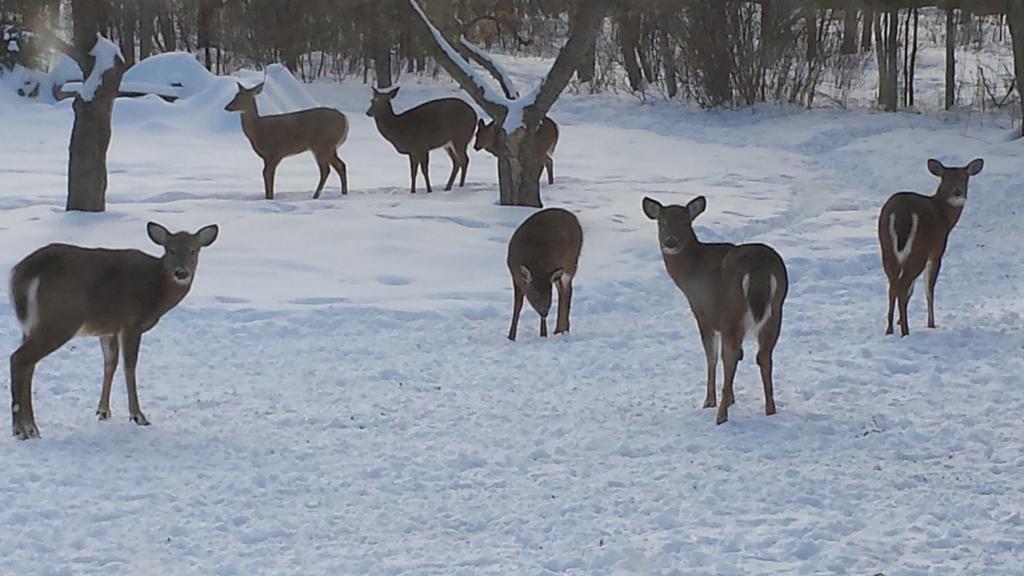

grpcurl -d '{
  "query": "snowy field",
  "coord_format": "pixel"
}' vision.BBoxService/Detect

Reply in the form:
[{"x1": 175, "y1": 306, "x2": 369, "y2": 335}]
[{"x1": 1, "y1": 52, "x2": 1023, "y2": 575}]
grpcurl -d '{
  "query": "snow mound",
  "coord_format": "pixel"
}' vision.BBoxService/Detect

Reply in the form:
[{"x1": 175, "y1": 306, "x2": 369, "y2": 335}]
[{"x1": 122, "y1": 52, "x2": 217, "y2": 99}]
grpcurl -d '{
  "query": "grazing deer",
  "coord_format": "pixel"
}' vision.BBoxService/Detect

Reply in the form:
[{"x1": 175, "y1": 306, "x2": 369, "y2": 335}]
[
  {"x1": 474, "y1": 116, "x2": 560, "y2": 185},
  {"x1": 507, "y1": 208, "x2": 583, "y2": 341},
  {"x1": 643, "y1": 196, "x2": 788, "y2": 425},
  {"x1": 8, "y1": 222, "x2": 218, "y2": 439},
  {"x1": 878, "y1": 158, "x2": 984, "y2": 337},
  {"x1": 225, "y1": 82, "x2": 349, "y2": 200},
  {"x1": 366, "y1": 86, "x2": 477, "y2": 194}
]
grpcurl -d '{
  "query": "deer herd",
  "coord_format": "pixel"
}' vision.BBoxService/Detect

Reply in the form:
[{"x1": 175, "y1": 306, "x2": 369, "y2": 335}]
[{"x1": 5, "y1": 80, "x2": 988, "y2": 439}]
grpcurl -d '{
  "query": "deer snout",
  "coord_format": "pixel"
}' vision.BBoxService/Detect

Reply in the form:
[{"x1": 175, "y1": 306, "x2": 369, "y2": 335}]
[
  {"x1": 662, "y1": 236, "x2": 681, "y2": 255},
  {"x1": 173, "y1": 267, "x2": 192, "y2": 284}
]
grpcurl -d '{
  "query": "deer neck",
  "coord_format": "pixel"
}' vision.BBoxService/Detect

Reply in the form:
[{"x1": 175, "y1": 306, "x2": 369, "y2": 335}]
[
  {"x1": 240, "y1": 109, "x2": 264, "y2": 141},
  {"x1": 144, "y1": 266, "x2": 193, "y2": 327},
  {"x1": 373, "y1": 103, "x2": 402, "y2": 136},
  {"x1": 663, "y1": 238, "x2": 714, "y2": 289},
  {"x1": 929, "y1": 193, "x2": 964, "y2": 233}
]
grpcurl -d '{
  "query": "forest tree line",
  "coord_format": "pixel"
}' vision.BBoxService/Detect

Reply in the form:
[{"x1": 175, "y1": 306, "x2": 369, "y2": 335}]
[{"x1": 2, "y1": 0, "x2": 1023, "y2": 114}]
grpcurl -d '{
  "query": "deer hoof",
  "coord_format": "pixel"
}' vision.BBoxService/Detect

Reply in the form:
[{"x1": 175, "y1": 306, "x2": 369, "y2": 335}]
[
  {"x1": 96, "y1": 407, "x2": 111, "y2": 420},
  {"x1": 13, "y1": 420, "x2": 40, "y2": 440},
  {"x1": 766, "y1": 404, "x2": 777, "y2": 416},
  {"x1": 130, "y1": 413, "x2": 151, "y2": 426},
  {"x1": 715, "y1": 412, "x2": 729, "y2": 425},
  {"x1": 702, "y1": 397, "x2": 717, "y2": 409},
  {"x1": 884, "y1": 326, "x2": 894, "y2": 335}
]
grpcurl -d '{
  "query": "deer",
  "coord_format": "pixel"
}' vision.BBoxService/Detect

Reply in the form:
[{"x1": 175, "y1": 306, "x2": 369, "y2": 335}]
[
  {"x1": 878, "y1": 158, "x2": 984, "y2": 337},
  {"x1": 225, "y1": 82, "x2": 349, "y2": 200},
  {"x1": 643, "y1": 196, "x2": 789, "y2": 425},
  {"x1": 474, "y1": 116, "x2": 560, "y2": 185},
  {"x1": 507, "y1": 208, "x2": 583, "y2": 341},
  {"x1": 8, "y1": 222, "x2": 219, "y2": 440},
  {"x1": 366, "y1": 86, "x2": 477, "y2": 194}
]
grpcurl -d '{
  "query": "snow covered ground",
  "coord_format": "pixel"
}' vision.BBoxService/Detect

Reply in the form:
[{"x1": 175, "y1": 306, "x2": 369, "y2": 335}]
[{"x1": 1, "y1": 53, "x2": 1022, "y2": 575}]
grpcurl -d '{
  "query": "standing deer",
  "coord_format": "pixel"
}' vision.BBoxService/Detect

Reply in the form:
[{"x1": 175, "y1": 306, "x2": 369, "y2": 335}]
[
  {"x1": 8, "y1": 222, "x2": 218, "y2": 439},
  {"x1": 878, "y1": 158, "x2": 984, "y2": 336},
  {"x1": 643, "y1": 196, "x2": 788, "y2": 425},
  {"x1": 507, "y1": 208, "x2": 583, "y2": 341},
  {"x1": 474, "y1": 116, "x2": 560, "y2": 185},
  {"x1": 366, "y1": 86, "x2": 477, "y2": 194},
  {"x1": 225, "y1": 82, "x2": 349, "y2": 200}
]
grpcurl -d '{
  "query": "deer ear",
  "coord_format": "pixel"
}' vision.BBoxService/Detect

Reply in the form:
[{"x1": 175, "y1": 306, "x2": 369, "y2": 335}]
[
  {"x1": 147, "y1": 222, "x2": 170, "y2": 246},
  {"x1": 549, "y1": 269, "x2": 563, "y2": 284},
  {"x1": 252, "y1": 82, "x2": 265, "y2": 95},
  {"x1": 477, "y1": 119, "x2": 485, "y2": 130},
  {"x1": 927, "y1": 159, "x2": 945, "y2": 177},
  {"x1": 687, "y1": 196, "x2": 707, "y2": 219},
  {"x1": 519, "y1": 265, "x2": 532, "y2": 283},
  {"x1": 388, "y1": 86, "x2": 400, "y2": 98},
  {"x1": 236, "y1": 81, "x2": 245, "y2": 91},
  {"x1": 642, "y1": 197, "x2": 662, "y2": 220},
  {"x1": 196, "y1": 224, "x2": 219, "y2": 247},
  {"x1": 966, "y1": 158, "x2": 984, "y2": 176}
]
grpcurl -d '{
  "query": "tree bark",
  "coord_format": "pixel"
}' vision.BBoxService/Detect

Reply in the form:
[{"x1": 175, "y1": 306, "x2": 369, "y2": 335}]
[
  {"x1": 658, "y1": 27, "x2": 678, "y2": 98},
  {"x1": 861, "y1": 5, "x2": 873, "y2": 51},
  {"x1": 841, "y1": 8, "x2": 858, "y2": 54},
  {"x1": 139, "y1": 0, "x2": 154, "y2": 59},
  {"x1": 617, "y1": 11, "x2": 644, "y2": 91}
]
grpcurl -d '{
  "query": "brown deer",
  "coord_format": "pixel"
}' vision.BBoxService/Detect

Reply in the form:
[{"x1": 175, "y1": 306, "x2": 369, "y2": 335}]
[
  {"x1": 474, "y1": 117, "x2": 560, "y2": 185},
  {"x1": 366, "y1": 86, "x2": 477, "y2": 194},
  {"x1": 643, "y1": 196, "x2": 788, "y2": 425},
  {"x1": 225, "y1": 82, "x2": 349, "y2": 200},
  {"x1": 878, "y1": 158, "x2": 984, "y2": 337},
  {"x1": 507, "y1": 208, "x2": 583, "y2": 341},
  {"x1": 8, "y1": 222, "x2": 218, "y2": 439}
]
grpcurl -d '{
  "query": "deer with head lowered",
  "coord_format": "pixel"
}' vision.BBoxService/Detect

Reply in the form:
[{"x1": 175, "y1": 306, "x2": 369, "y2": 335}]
[
  {"x1": 474, "y1": 116, "x2": 560, "y2": 185},
  {"x1": 225, "y1": 82, "x2": 349, "y2": 200},
  {"x1": 8, "y1": 222, "x2": 218, "y2": 439},
  {"x1": 507, "y1": 208, "x2": 582, "y2": 341},
  {"x1": 643, "y1": 196, "x2": 788, "y2": 425},
  {"x1": 878, "y1": 158, "x2": 984, "y2": 336},
  {"x1": 367, "y1": 86, "x2": 477, "y2": 194}
]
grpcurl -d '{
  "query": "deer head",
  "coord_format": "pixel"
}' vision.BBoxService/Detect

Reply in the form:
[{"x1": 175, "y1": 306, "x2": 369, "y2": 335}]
[
  {"x1": 224, "y1": 82, "x2": 264, "y2": 113},
  {"x1": 642, "y1": 196, "x2": 707, "y2": 255},
  {"x1": 366, "y1": 86, "x2": 399, "y2": 117},
  {"x1": 927, "y1": 158, "x2": 984, "y2": 207},
  {"x1": 147, "y1": 222, "x2": 220, "y2": 285}
]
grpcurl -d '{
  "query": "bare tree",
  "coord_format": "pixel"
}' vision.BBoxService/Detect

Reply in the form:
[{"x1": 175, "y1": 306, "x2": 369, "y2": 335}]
[
  {"x1": 1009, "y1": 0, "x2": 1024, "y2": 136},
  {"x1": 407, "y1": 0, "x2": 607, "y2": 207}
]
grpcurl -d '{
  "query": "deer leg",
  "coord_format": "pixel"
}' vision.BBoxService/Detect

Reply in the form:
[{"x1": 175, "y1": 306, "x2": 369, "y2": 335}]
[
  {"x1": 897, "y1": 277, "x2": 913, "y2": 337},
  {"x1": 698, "y1": 323, "x2": 719, "y2": 408},
  {"x1": 312, "y1": 154, "x2": 330, "y2": 200},
  {"x1": 926, "y1": 257, "x2": 942, "y2": 329},
  {"x1": 262, "y1": 159, "x2": 278, "y2": 200},
  {"x1": 539, "y1": 314, "x2": 548, "y2": 338},
  {"x1": 757, "y1": 318, "x2": 781, "y2": 417},
  {"x1": 443, "y1": 147, "x2": 458, "y2": 191},
  {"x1": 554, "y1": 278, "x2": 573, "y2": 335},
  {"x1": 120, "y1": 330, "x2": 150, "y2": 426},
  {"x1": 545, "y1": 156, "x2": 554, "y2": 185},
  {"x1": 717, "y1": 337, "x2": 742, "y2": 425},
  {"x1": 885, "y1": 278, "x2": 897, "y2": 335},
  {"x1": 508, "y1": 283, "x2": 524, "y2": 341},
  {"x1": 458, "y1": 144, "x2": 469, "y2": 187},
  {"x1": 420, "y1": 153, "x2": 433, "y2": 193},
  {"x1": 330, "y1": 153, "x2": 348, "y2": 196},
  {"x1": 408, "y1": 155, "x2": 418, "y2": 194},
  {"x1": 10, "y1": 328, "x2": 76, "y2": 439},
  {"x1": 96, "y1": 335, "x2": 119, "y2": 420}
]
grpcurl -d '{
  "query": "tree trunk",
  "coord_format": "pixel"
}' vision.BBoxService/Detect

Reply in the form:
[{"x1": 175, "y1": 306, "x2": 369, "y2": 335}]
[
  {"x1": 805, "y1": 7, "x2": 818, "y2": 62},
  {"x1": 861, "y1": 6, "x2": 873, "y2": 51},
  {"x1": 497, "y1": 127, "x2": 544, "y2": 207},
  {"x1": 158, "y1": 2, "x2": 176, "y2": 52},
  {"x1": 68, "y1": 0, "x2": 125, "y2": 213},
  {"x1": 945, "y1": 8, "x2": 956, "y2": 110},
  {"x1": 617, "y1": 11, "x2": 643, "y2": 91},
  {"x1": 118, "y1": 0, "x2": 137, "y2": 67},
  {"x1": 875, "y1": 9, "x2": 898, "y2": 111},
  {"x1": 371, "y1": 2, "x2": 393, "y2": 88},
  {"x1": 1008, "y1": 0, "x2": 1024, "y2": 136},
  {"x1": 841, "y1": 8, "x2": 858, "y2": 54},
  {"x1": 139, "y1": 0, "x2": 154, "y2": 59},
  {"x1": 658, "y1": 28, "x2": 678, "y2": 98}
]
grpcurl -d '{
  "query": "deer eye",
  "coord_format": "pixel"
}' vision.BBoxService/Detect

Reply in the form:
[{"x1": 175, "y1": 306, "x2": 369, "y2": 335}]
[{"x1": 190, "y1": 249, "x2": 197, "y2": 256}]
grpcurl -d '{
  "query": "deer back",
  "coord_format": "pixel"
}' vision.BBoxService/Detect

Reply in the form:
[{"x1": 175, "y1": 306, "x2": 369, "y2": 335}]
[{"x1": 375, "y1": 97, "x2": 477, "y2": 154}]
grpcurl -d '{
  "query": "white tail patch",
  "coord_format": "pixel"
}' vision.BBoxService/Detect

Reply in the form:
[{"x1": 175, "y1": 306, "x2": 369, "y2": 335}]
[
  {"x1": 889, "y1": 212, "x2": 919, "y2": 266},
  {"x1": 742, "y1": 274, "x2": 778, "y2": 341},
  {"x1": 20, "y1": 277, "x2": 40, "y2": 337}
]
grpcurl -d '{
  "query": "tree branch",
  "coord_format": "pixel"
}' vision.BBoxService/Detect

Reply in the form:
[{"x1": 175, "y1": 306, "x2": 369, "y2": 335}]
[
  {"x1": 528, "y1": 1, "x2": 608, "y2": 123},
  {"x1": 456, "y1": 36, "x2": 518, "y2": 99},
  {"x1": 406, "y1": 0, "x2": 509, "y2": 121}
]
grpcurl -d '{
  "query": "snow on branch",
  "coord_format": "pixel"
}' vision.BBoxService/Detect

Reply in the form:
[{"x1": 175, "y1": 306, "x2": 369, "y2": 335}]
[
  {"x1": 408, "y1": 0, "x2": 511, "y2": 120},
  {"x1": 79, "y1": 34, "x2": 124, "y2": 102},
  {"x1": 457, "y1": 36, "x2": 518, "y2": 100}
]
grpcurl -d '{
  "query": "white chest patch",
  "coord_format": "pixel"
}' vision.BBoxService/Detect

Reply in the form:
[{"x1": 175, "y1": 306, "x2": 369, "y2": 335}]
[{"x1": 947, "y1": 195, "x2": 966, "y2": 207}]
